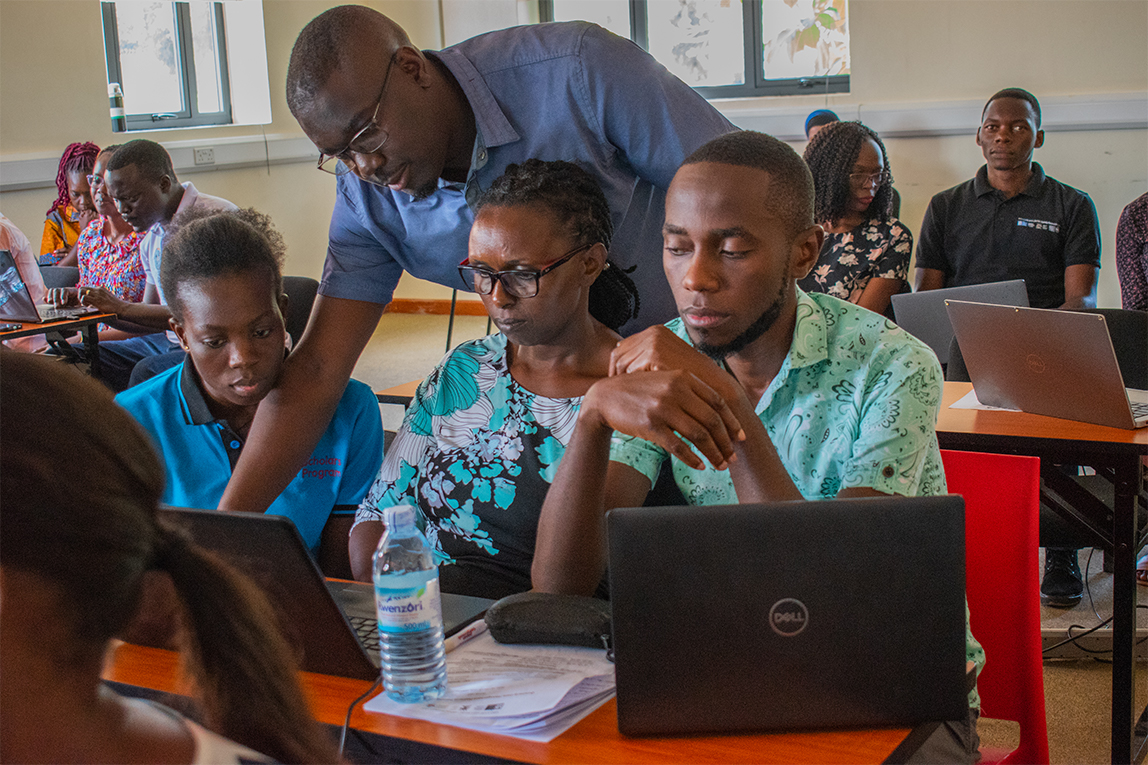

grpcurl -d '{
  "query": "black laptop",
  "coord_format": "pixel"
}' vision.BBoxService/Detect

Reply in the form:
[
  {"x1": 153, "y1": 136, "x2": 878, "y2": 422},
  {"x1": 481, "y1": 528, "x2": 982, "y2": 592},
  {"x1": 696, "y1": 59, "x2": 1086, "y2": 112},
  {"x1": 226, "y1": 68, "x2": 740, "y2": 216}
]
[
  {"x1": 159, "y1": 507, "x2": 491, "y2": 680},
  {"x1": 606, "y1": 496, "x2": 968, "y2": 736}
]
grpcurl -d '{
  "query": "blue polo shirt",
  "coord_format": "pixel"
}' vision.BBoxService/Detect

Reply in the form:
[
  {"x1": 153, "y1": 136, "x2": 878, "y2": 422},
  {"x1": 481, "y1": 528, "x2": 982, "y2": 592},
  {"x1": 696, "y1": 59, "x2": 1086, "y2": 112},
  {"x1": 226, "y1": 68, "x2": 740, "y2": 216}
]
[
  {"x1": 116, "y1": 360, "x2": 383, "y2": 553},
  {"x1": 320, "y1": 21, "x2": 736, "y2": 335}
]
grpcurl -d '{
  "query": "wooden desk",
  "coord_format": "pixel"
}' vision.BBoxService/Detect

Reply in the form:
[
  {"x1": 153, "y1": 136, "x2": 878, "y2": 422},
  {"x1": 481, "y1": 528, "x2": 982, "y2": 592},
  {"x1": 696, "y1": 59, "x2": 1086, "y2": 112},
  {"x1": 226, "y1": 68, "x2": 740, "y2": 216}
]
[
  {"x1": 376, "y1": 380, "x2": 420, "y2": 406},
  {"x1": 103, "y1": 641, "x2": 925, "y2": 764},
  {"x1": 0, "y1": 312, "x2": 114, "y2": 375},
  {"x1": 937, "y1": 382, "x2": 1148, "y2": 764}
]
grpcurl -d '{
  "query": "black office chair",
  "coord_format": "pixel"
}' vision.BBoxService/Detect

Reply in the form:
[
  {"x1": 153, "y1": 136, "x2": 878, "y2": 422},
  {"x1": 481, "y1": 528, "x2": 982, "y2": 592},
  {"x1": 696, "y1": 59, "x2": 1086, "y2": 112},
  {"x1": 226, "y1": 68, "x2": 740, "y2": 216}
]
[
  {"x1": 282, "y1": 275, "x2": 319, "y2": 345},
  {"x1": 39, "y1": 265, "x2": 80, "y2": 290}
]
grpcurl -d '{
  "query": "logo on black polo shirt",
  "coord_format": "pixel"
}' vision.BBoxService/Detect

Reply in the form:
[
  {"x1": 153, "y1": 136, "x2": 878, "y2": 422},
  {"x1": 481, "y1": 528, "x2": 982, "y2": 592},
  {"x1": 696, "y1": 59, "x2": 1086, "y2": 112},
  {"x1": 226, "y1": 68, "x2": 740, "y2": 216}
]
[
  {"x1": 301, "y1": 456, "x2": 342, "y2": 479},
  {"x1": 768, "y1": 598, "x2": 809, "y2": 637},
  {"x1": 1016, "y1": 217, "x2": 1060, "y2": 234}
]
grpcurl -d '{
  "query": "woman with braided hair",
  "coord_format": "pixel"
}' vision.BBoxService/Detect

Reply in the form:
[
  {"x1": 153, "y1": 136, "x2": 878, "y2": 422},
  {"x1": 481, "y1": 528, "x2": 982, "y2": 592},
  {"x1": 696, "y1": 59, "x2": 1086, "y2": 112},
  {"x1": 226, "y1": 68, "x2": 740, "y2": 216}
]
[
  {"x1": 797, "y1": 121, "x2": 911, "y2": 317},
  {"x1": 0, "y1": 352, "x2": 341, "y2": 763},
  {"x1": 40, "y1": 141, "x2": 100, "y2": 265},
  {"x1": 350, "y1": 159, "x2": 640, "y2": 598}
]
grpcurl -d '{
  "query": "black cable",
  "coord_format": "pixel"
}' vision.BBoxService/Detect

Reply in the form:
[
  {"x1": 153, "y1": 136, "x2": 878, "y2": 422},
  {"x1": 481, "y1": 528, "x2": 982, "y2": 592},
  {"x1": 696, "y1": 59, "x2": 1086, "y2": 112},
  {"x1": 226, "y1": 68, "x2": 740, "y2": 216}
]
[{"x1": 338, "y1": 676, "x2": 382, "y2": 759}]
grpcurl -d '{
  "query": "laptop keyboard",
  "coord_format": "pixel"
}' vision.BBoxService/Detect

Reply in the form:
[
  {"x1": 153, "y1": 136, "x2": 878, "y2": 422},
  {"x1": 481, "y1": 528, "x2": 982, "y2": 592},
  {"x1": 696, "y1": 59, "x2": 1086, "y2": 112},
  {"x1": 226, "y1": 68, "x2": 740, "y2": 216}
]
[
  {"x1": 1131, "y1": 401, "x2": 1148, "y2": 419},
  {"x1": 349, "y1": 615, "x2": 381, "y2": 651}
]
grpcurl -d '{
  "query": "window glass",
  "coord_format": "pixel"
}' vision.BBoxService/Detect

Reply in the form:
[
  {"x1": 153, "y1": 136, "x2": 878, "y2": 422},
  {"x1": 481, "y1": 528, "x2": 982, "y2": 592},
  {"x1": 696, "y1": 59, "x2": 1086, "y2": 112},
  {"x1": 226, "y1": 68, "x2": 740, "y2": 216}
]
[
  {"x1": 760, "y1": 0, "x2": 850, "y2": 81},
  {"x1": 647, "y1": 0, "x2": 745, "y2": 88},
  {"x1": 113, "y1": 1, "x2": 183, "y2": 115},
  {"x1": 551, "y1": 0, "x2": 631, "y2": 38},
  {"x1": 189, "y1": 2, "x2": 223, "y2": 113}
]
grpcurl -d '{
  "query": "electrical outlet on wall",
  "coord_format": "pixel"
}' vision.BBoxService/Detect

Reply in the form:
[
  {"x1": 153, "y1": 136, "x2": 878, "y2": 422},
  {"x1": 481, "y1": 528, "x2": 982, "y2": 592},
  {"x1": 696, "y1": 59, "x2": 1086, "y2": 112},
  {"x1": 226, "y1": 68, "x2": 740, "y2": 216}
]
[{"x1": 193, "y1": 148, "x2": 215, "y2": 165}]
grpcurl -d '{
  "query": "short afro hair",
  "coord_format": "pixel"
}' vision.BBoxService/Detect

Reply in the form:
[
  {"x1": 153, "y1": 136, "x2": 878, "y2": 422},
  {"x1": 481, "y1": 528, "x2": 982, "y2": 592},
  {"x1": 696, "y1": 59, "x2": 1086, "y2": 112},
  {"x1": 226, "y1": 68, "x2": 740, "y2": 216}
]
[
  {"x1": 105, "y1": 139, "x2": 176, "y2": 183},
  {"x1": 804, "y1": 109, "x2": 839, "y2": 138},
  {"x1": 681, "y1": 130, "x2": 814, "y2": 235},
  {"x1": 160, "y1": 207, "x2": 286, "y2": 324},
  {"x1": 983, "y1": 87, "x2": 1041, "y2": 129},
  {"x1": 286, "y1": 5, "x2": 411, "y2": 118}
]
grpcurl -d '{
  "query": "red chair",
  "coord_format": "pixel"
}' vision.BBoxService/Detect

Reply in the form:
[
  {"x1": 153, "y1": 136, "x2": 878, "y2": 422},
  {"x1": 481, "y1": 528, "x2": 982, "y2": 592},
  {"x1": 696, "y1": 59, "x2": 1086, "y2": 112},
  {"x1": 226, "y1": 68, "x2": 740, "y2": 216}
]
[{"x1": 941, "y1": 449, "x2": 1048, "y2": 765}]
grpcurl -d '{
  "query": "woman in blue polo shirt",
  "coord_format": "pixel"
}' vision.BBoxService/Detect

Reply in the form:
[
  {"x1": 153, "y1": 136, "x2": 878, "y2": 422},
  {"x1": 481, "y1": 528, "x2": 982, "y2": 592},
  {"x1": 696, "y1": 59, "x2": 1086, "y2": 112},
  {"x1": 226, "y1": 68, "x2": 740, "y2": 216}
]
[
  {"x1": 348, "y1": 159, "x2": 639, "y2": 598},
  {"x1": 116, "y1": 208, "x2": 382, "y2": 577}
]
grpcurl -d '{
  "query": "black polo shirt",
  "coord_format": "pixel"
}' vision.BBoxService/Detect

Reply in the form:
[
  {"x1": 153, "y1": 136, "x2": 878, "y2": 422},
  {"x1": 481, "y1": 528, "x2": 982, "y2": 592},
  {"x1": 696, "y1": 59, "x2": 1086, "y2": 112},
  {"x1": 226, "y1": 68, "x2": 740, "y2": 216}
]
[{"x1": 914, "y1": 163, "x2": 1101, "y2": 308}]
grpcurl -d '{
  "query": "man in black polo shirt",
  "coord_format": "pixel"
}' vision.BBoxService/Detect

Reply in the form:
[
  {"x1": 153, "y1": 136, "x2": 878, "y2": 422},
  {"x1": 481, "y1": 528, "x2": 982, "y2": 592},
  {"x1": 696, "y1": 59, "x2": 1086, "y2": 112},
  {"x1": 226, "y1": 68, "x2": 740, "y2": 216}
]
[
  {"x1": 914, "y1": 87, "x2": 1101, "y2": 608},
  {"x1": 914, "y1": 87, "x2": 1100, "y2": 310}
]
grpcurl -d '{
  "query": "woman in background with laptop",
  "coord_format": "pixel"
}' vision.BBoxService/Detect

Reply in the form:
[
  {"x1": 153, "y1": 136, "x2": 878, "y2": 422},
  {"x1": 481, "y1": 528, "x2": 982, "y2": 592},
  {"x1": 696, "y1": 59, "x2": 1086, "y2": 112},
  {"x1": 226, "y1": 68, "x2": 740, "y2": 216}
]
[
  {"x1": 45, "y1": 144, "x2": 148, "y2": 342},
  {"x1": 349, "y1": 159, "x2": 639, "y2": 598},
  {"x1": 0, "y1": 352, "x2": 340, "y2": 763},
  {"x1": 797, "y1": 121, "x2": 910, "y2": 317}
]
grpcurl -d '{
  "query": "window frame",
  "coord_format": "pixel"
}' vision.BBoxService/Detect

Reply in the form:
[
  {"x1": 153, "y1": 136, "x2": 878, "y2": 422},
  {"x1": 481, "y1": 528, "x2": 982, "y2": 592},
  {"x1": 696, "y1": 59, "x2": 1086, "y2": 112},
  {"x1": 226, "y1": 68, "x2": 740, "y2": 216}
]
[
  {"x1": 101, "y1": 1, "x2": 233, "y2": 130},
  {"x1": 539, "y1": 0, "x2": 849, "y2": 99}
]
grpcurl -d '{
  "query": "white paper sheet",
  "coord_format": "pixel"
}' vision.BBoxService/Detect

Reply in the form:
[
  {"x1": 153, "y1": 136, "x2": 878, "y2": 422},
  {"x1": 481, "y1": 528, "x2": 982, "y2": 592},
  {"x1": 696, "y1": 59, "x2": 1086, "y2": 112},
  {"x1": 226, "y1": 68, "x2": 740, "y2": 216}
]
[
  {"x1": 948, "y1": 389, "x2": 1021, "y2": 412},
  {"x1": 363, "y1": 632, "x2": 616, "y2": 742}
]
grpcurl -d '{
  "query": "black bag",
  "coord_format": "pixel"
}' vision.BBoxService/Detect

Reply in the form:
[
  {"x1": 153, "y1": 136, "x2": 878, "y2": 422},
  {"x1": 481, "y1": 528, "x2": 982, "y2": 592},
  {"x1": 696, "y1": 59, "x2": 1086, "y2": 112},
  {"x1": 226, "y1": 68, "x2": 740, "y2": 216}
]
[{"x1": 484, "y1": 592, "x2": 611, "y2": 650}]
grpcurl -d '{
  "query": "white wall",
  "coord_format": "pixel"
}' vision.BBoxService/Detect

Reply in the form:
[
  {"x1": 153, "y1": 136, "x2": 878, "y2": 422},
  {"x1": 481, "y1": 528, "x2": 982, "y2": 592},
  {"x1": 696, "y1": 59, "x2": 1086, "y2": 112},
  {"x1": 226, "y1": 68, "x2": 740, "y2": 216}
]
[{"x1": 1, "y1": 0, "x2": 1145, "y2": 307}]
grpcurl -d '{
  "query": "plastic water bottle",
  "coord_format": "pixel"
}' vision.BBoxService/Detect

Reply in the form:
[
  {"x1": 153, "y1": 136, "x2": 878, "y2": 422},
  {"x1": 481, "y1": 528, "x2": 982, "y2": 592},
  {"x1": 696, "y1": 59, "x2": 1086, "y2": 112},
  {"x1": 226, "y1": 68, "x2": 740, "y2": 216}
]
[
  {"x1": 373, "y1": 505, "x2": 448, "y2": 702},
  {"x1": 108, "y1": 83, "x2": 126, "y2": 133}
]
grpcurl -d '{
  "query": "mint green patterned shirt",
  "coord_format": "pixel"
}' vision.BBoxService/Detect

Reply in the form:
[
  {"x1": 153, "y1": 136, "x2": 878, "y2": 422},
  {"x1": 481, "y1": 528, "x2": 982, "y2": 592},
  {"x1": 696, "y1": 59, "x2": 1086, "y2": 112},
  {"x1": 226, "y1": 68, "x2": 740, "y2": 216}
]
[{"x1": 609, "y1": 289, "x2": 984, "y2": 706}]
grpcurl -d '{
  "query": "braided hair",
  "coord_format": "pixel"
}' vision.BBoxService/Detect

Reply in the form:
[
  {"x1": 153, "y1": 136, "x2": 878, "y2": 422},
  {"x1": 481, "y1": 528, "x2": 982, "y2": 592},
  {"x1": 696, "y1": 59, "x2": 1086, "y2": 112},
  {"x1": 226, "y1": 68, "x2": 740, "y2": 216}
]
[
  {"x1": 803, "y1": 121, "x2": 893, "y2": 226},
  {"x1": 475, "y1": 159, "x2": 640, "y2": 330},
  {"x1": 46, "y1": 142, "x2": 99, "y2": 216}
]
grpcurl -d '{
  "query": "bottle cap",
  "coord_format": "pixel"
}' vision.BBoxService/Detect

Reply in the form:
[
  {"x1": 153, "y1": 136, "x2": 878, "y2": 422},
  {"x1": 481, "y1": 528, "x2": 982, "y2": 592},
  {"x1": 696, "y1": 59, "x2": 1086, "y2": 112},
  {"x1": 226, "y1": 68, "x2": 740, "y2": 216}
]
[{"x1": 382, "y1": 504, "x2": 417, "y2": 531}]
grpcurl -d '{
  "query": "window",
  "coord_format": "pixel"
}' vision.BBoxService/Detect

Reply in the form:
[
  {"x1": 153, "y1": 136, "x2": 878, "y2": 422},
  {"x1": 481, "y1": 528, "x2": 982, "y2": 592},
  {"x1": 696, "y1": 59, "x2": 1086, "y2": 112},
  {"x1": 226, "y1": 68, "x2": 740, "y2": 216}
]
[
  {"x1": 101, "y1": 1, "x2": 232, "y2": 130},
  {"x1": 541, "y1": 0, "x2": 849, "y2": 98}
]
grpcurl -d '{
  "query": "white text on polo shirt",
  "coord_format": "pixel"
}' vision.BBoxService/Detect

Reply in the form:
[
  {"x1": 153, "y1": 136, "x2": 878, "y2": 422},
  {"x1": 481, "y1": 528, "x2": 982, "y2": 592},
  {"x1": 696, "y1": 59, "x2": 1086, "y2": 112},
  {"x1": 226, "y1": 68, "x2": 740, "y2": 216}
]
[{"x1": 1016, "y1": 217, "x2": 1060, "y2": 233}]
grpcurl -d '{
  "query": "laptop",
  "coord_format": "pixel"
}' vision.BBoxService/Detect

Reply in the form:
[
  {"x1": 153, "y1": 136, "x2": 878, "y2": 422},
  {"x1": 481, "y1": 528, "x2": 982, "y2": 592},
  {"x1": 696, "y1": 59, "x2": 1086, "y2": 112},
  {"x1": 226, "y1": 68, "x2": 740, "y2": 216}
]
[
  {"x1": 946, "y1": 300, "x2": 1148, "y2": 429},
  {"x1": 607, "y1": 496, "x2": 968, "y2": 736},
  {"x1": 158, "y1": 507, "x2": 492, "y2": 680},
  {"x1": 0, "y1": 250, "x2": 98, "y2": 323},
  {"x1": 891, "y1": 280, "x2": 1028, "y2": 363}
]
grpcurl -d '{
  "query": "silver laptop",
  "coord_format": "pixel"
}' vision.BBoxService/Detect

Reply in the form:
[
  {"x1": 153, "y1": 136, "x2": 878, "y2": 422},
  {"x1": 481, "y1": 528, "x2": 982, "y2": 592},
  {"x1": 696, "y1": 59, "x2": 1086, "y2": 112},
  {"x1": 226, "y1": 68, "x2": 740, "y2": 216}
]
[
  {"x1": 892, "y1": 280, "x2": 1028, "y2": 363},
  {"x1": 607, "y1": 496, "x2": 969, "y2": 736},
  {"x1": 159, "y1": 507, "x2": 492, "y2": 680},
  {"x1": 0, "y1": 250, "x2": 97, "y2": 323},
  {"x1": 946, "y1": 300, "x2": 1148, "y2": 429}
]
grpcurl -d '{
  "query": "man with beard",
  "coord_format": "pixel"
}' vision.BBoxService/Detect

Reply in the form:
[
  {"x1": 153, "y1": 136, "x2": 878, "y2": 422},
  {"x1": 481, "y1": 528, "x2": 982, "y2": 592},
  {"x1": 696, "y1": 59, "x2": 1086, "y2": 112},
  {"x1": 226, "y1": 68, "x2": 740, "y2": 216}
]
[
  {"x1": 216, "y1": 5, "x2": 735, "y2": 517},
  {"x1": 532, "y1": 131, "x2": 983, "y2": 761}
]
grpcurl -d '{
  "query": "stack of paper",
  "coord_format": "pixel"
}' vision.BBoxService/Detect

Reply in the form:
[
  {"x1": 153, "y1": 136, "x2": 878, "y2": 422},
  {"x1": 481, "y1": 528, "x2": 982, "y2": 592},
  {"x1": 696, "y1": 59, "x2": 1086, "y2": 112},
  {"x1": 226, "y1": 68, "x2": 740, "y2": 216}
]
[{"x1": 363, "y1": 632, "x2": 616, "y2": 742}]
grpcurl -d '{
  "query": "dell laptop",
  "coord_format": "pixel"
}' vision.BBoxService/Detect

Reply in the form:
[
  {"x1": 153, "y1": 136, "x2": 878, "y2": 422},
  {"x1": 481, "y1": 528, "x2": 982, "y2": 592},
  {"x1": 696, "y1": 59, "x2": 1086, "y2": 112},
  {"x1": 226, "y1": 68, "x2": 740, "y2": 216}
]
[
  {"x1": 607, "y1": 496, "x2": 968, "y2": 736},
  {"x1": 159, "y1": 507, "x2": 491, "y2": 680},
  {"x1": 0, "y1": 250, "x2": 97, "y2": 323},
  {"x1": 891, "y1": 280, "x2": 1028, "y2": 363},
  {"x1": 946, "y1": 300, "x2": 1148, "y2": 429}
]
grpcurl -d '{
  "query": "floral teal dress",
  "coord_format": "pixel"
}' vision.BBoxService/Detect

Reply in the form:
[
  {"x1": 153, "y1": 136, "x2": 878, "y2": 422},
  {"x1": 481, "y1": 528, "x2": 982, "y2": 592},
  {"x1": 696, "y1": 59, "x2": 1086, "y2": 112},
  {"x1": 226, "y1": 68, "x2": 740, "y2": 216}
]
[{"x1": 354, "y1": 334, "x2": 580, "y2": 598}]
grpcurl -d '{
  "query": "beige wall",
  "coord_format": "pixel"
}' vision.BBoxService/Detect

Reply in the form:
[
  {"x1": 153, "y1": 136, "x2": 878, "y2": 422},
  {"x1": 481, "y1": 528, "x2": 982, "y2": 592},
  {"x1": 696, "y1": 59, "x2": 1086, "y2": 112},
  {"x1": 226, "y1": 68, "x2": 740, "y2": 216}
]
[{"x1": 1, "y1": 0, "x2": 1145, "y2": 307}]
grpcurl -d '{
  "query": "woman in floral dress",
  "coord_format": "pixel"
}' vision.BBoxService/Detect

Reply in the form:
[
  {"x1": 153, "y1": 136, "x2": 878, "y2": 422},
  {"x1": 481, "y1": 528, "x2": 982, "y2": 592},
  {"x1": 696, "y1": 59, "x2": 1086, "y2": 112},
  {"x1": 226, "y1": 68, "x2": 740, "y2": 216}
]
[
  {"x1": 348, "y1": 160, "x2": 640, "y2": 598},
  {"x1": 797, "y1": 121, "x2": 911, "y2": 317},
  {"x1": 46, "y1": 144, "x2": 146, "y2": 340}
]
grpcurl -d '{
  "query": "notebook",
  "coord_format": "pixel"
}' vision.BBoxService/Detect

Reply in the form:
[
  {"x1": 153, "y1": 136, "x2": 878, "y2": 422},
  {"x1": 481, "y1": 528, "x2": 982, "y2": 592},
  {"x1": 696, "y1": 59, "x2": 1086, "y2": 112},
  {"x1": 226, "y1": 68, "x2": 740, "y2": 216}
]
[
  {"x1": 606, "y1": 496, "x2": 968, "y2": 736},
  {"x1": 946, "y1": 300, "x2": 1148, "y2": 429},
  {"x1": 891, "y1": 280, "x2": 1028, "y2": 363},
  {"x1": 0, "y1": 250, "x2": 97, "y2": 323},
  {"x1": 158, "y1": 507, "x2": 492, "y2": 680}
]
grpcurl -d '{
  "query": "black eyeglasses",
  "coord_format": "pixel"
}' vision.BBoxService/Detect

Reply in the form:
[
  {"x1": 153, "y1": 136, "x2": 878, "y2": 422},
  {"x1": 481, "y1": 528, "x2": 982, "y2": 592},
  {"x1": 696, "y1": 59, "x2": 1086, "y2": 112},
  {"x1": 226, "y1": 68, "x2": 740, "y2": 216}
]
[
  {"x1": 316, "y1": 54, "x2": 397, "y2": 177},
  {"x1": 848, "y1": 170, "x2": 892, "y2": 189},
  {"x1": 458, "y1": 244, "x2": 594, "y2": 299}
]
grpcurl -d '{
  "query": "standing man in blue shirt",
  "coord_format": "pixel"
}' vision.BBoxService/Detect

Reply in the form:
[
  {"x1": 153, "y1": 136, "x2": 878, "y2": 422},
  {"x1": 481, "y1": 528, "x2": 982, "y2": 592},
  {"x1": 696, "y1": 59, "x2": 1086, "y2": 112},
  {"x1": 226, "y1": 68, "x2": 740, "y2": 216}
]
[{"x1": 218, "y1": 6, "x2": 735, "y2": 515}]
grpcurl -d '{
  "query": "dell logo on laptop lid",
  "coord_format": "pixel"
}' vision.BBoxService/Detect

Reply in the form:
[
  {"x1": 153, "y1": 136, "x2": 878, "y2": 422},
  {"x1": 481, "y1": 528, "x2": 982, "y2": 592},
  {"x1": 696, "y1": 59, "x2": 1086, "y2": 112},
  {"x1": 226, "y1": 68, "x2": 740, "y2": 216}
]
[{"x1": 769, "y1": 598, "x2": 809, "y2": 637}]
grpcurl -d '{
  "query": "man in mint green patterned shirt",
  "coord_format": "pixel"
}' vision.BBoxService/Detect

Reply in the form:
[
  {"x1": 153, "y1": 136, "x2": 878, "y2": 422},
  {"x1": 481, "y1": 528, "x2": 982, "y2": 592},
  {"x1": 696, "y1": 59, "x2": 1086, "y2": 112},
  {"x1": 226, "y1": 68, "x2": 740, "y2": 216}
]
[{"x1": 533, "y1": 131, "x2": 983, "y2": 763}]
